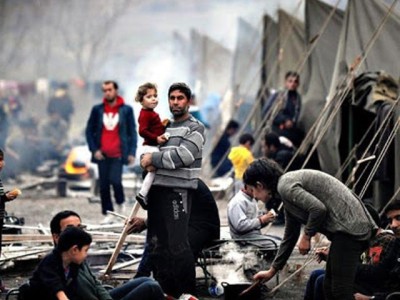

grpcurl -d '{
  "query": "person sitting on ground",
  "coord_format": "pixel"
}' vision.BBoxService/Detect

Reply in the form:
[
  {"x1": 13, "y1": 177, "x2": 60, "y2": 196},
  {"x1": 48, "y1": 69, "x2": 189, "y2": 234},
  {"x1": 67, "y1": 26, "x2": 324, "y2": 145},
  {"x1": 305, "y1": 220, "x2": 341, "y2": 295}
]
[
  {"x1": 227, "y1": 183, "x2": 281, "y2": 282},
  {"x1": 228, "y1": 133, "x2": 255, "y2": 194},
  {"x1": 29, "y1": 226, "x2": 93, "y2": 300},
  {"x1": 128, "y1": 179, "x2": 220, "y2": 278},
  {"x1": 262, "y1": 132, "x2": 294, "y2": 170},
  {"x1": 261, "y1": 132, "x2": 301, "y2": 224},
  {"x1": 39, "y1": 112, "x2": 69, "y2": 162},
  {"x1": 262, "y1": 71, "x2": 304, "y2": 147},
  {"x1": 353, "y1": 200, "x2": 400, "y2": 300},
  {"x1": 304, "y1": 203, "x2": 398, "y2": 300},
  {"x1": 210, "y1": 120, "x2": 239, "y2": 178},
  {"x1": 227, "y1": 183, "x2": 280, "y2": 249},
  {"x1": 49, "y1": 210, "x2": 165, "y2": 300}
]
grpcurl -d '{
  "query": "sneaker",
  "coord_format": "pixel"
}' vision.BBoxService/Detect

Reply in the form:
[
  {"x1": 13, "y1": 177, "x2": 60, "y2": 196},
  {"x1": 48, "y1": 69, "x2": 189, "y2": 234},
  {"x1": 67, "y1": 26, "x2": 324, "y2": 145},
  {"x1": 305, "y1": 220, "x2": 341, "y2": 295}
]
[
  {"x1": 135, "y1": 193, "x2": 148, "y2": 210},
  {"x1": 178, "y1": 294, "x2": 198, "y2": 300},
  {"x1": 100, "y1": 215, "x2": 115, "y2": 225}
]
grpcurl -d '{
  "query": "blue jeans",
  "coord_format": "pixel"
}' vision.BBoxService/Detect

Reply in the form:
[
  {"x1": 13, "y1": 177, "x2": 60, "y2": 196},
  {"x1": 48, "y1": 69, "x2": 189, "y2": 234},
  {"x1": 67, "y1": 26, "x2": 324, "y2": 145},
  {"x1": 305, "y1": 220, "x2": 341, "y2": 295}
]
[
  {"x1": 98, "y1": 157, "x2": 124, "y2": 215},
  {"x1": 109, "y1": 277, "x2": 164, "y2": 300},
  {"x1": 304, "y1": 269, "x2": 325, "y2": 300}
]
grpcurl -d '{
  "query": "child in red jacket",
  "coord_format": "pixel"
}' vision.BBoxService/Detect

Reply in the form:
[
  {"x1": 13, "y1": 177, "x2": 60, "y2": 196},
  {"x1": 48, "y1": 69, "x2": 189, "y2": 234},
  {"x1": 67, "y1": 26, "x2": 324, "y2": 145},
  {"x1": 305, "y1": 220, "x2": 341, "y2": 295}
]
[{"x1": 135, "y1": 83, "x2": 169, "y2": 209}]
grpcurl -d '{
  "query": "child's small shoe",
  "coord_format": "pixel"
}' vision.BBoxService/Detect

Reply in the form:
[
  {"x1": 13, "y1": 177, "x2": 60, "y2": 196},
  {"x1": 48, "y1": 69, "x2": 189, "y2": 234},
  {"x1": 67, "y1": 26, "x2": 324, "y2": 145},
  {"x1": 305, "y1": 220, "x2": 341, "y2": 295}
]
[
  {"x1": 0, "y1": 281, "x2": 8, "y2": 293},
  {"x1": 178, "y1": 294, "x2": 198, "y2": 300},
  {"x1": 135, "y1": 193, "x2": 148, "y2": 210}
]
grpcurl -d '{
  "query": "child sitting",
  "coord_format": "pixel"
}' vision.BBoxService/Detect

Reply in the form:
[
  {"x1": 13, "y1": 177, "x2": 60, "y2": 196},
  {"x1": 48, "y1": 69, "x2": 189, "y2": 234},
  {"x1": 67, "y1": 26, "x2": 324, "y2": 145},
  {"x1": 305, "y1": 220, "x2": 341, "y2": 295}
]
[{"x1": 29, "y1": 226, "x2": 92, "y2": 300}]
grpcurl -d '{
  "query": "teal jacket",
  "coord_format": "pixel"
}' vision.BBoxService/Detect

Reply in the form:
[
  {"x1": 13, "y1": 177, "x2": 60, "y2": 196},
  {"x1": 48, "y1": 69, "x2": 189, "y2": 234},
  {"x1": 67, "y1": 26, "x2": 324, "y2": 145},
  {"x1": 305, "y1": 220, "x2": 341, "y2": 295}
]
[{"x1": 75, "y1": 262, "x2": 112, "y2": 300}]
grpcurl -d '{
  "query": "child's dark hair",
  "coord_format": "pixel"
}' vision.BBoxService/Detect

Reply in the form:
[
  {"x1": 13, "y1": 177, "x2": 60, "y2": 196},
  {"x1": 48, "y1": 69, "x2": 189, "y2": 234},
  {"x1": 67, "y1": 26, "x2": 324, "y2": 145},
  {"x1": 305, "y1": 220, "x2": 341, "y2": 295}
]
[
  {"x1": 0, "y1": 148, "x2": 4, "y2": 159},
  {"x1": 239, "y1": 133, "x2": 255, "y2": 146},
  {"x1": 384, "y1": 200, "x2": 400, "y2": 216},
  {"x1": 56, "y1": 227, "x2": 92, "y2": 252},
  {"x1": 264, "y1": 132, "x2": 281, "y2": 148},
  {"x1": 168, "y1": 82, "x2": 191, "y2": 100},
  {"x1": 225, "y1": 120, "x2": 240, "y2": 131},
  {"x1": 285, "y1": 71, "x2": 300, "y2": 80},
  {"x1": 243, "y1": 158, "x2": 283, "y2": 194},
  {"x1": 135, "y1": 82, "x2": 157, "y2": 103},
  {"x1": 50, "y1": 210, "x2": 81, "y2": 235}
]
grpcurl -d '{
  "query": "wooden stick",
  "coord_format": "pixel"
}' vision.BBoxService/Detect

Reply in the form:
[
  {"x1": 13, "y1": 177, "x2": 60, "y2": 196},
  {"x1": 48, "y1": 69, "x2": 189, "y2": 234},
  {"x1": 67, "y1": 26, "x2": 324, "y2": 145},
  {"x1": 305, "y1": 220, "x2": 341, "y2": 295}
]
[
  {"x1": 268, "y1": 259, "x2": 315, "y2": 295},
  {"x1": 2, "y1": 234, "x2": 144, "y2": 244},
  {"x1": 239, "y1": 279, "x2": 261, "y2": 297},
  {"x1": 0, "y1": 249, "x2": 50, "y2": 262},
  {"x1": 106, "y1": 210, "x2": 128, "y2": 220},
  {"x1": 103, "y1": 202, "x2": 141, "y2": 278},
  {"x1": 99, "y1": 257, "x2": 141, "y2": 274}
]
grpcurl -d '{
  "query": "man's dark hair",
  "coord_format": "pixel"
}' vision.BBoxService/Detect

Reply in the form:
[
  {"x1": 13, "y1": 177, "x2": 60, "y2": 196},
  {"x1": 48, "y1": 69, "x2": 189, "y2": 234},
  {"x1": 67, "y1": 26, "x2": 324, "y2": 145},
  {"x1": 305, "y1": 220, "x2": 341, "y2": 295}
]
[
  {"x1": 0, "y1": 148, "x2": 4, "y2": 159},
  {"x1": 243, "y1": 158, "x2": 283, "y2": 194},
  {"x1": 285, "y1": 71, "x2": 300, "y2": 80},
  {"x1": 56, "y1": 227, "x2": 92, "y2": 252},
  {"x1": 103, "y1": 80, "x2": 119, "y2": 90},
  {"x1": 239, "y1": 133, "x2": 255, "y2": 146},
  {"x1": 264, "y1": 132, "x2": 281, "y2": 148},
  {"x1": 384, "y1": 200, "x2": 400, "y2": 216},
  {"x1": 50, "y1": 210, "x2": 81, "y2": 235},
  {"x1": 168, "y1": 82, "x2": 191, "y2": 100},
  {"x1": 225, "y1": 120, "x2": 240, "y2": 131}
]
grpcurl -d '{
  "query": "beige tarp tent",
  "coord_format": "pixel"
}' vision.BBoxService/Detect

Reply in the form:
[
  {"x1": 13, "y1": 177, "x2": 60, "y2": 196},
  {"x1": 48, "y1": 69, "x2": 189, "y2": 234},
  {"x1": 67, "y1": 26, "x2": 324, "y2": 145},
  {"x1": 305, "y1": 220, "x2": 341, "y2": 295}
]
[
  {"x1": 231, "y1": 18, "x2": 261, "y2": 130},
  {"x1": 189, "y1": 29, "x2": 232, "y2": 158},
  {"x1": 189, "y1": 29, "x2": 232, "y2": 107},
  {"x1": 299, "y1": 0, "x2": 344, "y2": 134},
  {"x1": 277, "y1": 10, "x2": 305, "y2": 93},
  {"x1": 261, "y1": 15, "x2": 279, "y2": 92},
  {"x1": 317, "y1": 0, "x2": 400, "y2": 200}
]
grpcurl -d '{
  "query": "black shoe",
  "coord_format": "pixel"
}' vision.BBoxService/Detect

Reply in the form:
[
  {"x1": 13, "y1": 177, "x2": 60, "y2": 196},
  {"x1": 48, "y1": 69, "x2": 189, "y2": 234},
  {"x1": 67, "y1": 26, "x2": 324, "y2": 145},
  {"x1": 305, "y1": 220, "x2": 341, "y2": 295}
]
[{"x1": 136, "y1": 194, "x2": 148, "y2": 210}]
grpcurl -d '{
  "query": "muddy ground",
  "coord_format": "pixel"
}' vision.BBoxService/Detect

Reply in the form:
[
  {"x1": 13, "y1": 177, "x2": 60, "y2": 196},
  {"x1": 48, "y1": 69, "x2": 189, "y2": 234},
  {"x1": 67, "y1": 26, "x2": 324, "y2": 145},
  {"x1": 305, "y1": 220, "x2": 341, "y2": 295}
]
[{"x1": 1, "y1": 183, "x2": 323, "y2": 299}]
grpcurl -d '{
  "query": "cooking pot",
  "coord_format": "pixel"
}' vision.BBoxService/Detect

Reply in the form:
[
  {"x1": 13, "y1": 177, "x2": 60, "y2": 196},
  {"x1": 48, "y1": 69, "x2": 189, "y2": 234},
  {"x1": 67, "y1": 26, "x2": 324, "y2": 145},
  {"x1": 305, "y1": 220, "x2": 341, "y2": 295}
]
[{"x1": 221, "y1": 281, "x2": 261, "y2": 300}]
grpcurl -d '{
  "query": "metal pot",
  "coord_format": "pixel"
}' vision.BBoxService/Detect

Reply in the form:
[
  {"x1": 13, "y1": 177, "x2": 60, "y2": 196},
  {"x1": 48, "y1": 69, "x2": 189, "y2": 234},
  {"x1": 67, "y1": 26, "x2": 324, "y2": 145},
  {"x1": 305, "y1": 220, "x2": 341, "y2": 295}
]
[{"x1": 221, "y1": 281, "x2": 261, "y2": 300}]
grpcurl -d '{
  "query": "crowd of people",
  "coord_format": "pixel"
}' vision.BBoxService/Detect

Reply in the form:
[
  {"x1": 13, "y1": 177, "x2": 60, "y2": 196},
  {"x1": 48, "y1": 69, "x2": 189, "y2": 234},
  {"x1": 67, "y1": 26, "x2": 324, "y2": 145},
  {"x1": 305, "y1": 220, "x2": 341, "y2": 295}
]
[
  {"x1": 0, "y1": 75, "x2": 399, "y2": 300},
  {"x1": 0, "y1": 84, "x2": 74, "y2": 181}
]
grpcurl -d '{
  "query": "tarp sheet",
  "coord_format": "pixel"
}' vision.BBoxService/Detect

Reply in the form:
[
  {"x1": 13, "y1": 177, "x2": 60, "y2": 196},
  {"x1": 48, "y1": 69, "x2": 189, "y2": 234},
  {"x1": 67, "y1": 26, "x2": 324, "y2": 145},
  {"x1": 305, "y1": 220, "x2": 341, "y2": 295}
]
[
  {"x1": 231, "y1": 18, "x2": 261, "y2": 131},
  {"x1": 261, "y1": 14, "x2": 279, "y2": 91},
  {"x1": 317, "y1": 0, "x2": 400, "y2": 193},
  {"x1": 299, "y1": 0, "x2": 344, "y2": 134},
  {"x1": 277, "y1": 10, "x2": 305, "y2": 92},
  {"x1": 189, "y1": 29, "x2": 232, "y2": 108}
]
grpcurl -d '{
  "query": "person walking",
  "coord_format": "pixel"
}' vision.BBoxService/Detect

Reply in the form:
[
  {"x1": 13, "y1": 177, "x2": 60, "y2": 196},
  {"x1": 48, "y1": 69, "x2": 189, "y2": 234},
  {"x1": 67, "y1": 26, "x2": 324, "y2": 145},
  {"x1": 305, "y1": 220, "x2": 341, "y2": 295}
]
[{"x1": 85, "y1": 81, "x2": 137, "y2": 224}]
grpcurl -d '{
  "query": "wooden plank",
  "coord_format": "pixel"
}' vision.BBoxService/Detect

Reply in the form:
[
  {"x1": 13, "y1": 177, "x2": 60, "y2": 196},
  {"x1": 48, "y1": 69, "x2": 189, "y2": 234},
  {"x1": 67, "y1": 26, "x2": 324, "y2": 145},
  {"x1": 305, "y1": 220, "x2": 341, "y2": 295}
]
[
  {"x1": 98, "y1": 257, "x2": 141, "y2": 274},
  {"x1": 103, "y1": 202, "x2": 141, "y2": 278},
  {"x1": 2, "y1": 234, "x2": 145, "y2": 244}
]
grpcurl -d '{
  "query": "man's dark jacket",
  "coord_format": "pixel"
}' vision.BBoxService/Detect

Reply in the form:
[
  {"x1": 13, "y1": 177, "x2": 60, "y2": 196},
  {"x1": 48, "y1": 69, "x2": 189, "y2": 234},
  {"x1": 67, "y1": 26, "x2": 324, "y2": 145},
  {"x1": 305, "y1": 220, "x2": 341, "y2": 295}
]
[{"x1": 85, "y1": 102, "x2": 137, "y2": 164}]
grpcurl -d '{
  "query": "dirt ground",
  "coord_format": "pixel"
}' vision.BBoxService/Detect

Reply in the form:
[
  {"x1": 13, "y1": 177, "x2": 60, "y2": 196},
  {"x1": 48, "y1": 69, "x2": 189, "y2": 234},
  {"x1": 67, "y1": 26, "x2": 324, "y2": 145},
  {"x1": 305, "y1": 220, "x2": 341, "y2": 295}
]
[{"x1": 1, "y1": 184, "x2": 323, "y2": 299}]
